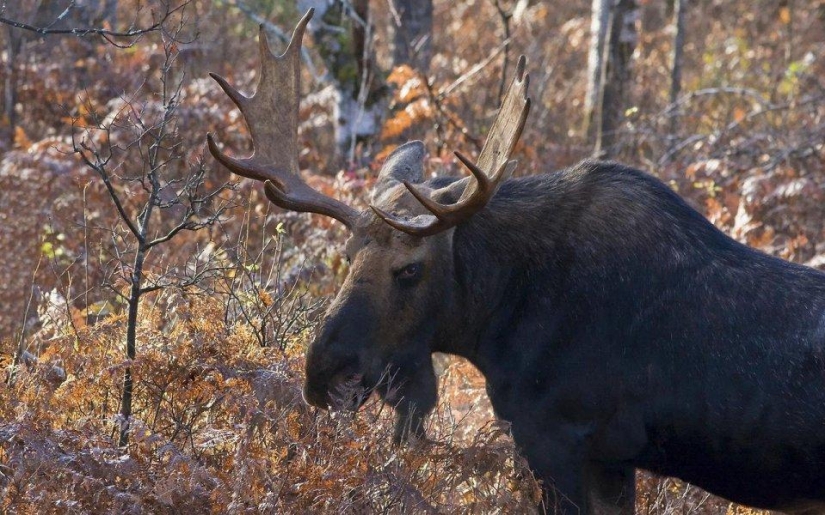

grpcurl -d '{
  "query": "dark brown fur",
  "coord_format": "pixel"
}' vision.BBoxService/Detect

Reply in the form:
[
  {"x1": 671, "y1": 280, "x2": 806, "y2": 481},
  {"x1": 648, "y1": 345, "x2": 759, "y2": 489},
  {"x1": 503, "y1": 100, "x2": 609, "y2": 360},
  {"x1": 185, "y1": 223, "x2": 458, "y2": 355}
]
[{"x1": 304, "y1": 153, "x2": 825, "y2": 514}]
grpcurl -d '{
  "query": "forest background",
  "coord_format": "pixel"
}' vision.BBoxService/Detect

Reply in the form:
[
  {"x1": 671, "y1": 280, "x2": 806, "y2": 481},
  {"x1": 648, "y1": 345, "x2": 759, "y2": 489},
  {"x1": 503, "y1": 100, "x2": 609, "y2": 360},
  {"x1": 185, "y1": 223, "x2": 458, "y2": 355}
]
[{"x1": 1, "y1": 0, "x2": 824, "y2": 512}]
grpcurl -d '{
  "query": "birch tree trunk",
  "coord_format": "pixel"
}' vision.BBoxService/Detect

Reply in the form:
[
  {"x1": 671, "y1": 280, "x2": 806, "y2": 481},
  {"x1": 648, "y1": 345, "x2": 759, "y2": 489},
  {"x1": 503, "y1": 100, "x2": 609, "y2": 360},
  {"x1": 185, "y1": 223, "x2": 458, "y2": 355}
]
[
  {"x1": 669, "y1": 0, "x2": 687, "y2": 141},
  {"x1": 590, "y1": 0, "x2": 639, "y2": 158},
  {"x1": 584, "y1": 0, "x2": 610, "y2": 143}
]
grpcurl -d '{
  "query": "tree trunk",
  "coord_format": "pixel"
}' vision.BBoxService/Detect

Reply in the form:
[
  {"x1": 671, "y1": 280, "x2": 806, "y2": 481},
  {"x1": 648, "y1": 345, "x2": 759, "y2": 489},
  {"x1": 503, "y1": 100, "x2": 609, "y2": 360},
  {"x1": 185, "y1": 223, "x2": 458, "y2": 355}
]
[
  {"x1": 387, "y1": 0, "x2": 433, "y2": 72},
  {"x1": 2, "y1": 1, "x2": 40, "y2": 144},
  {"x1": 3, "y1": 27, "x2": 20, "y2": 145},
  {"x1": 584, "y1": 0, "x2": 610, "y2": 143},
  {"x1": 118, "y1": 248, "x2": 144, "y2": 447},
  {"x1": 668, "y1": 0, "x2": 687, "y2": 141},
  {"x1": 298, "y1": 0, "x2": 385, "y2": 162},
  {"x1": 592, "y1": 0, "x2": 638, "y2": 158}
]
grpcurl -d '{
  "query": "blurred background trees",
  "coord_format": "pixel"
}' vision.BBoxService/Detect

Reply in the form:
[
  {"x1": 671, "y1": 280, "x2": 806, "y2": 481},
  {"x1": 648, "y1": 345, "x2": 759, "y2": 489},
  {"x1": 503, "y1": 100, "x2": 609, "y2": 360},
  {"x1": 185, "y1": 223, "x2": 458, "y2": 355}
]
[{"x1": 1, "y1": 0, "x2": 824, "y2": 511}]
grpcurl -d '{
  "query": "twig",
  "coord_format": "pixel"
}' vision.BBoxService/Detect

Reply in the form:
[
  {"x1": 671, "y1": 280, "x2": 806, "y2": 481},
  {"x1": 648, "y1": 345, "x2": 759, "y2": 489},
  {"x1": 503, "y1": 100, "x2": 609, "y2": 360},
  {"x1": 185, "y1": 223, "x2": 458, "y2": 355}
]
[
  {"x1": 7, "y1": 252, "x2": 43, "y2": 385},
  {"x1": 492, "y1": 0, "x2": 513, "y2": 107},
  {"x1": 437, "y1": 39, "x2": 509, "y2": 99},
  {"x1": 421, "y1": 72, "x2": 484, "y2": 152},
  {"x1": 0, "y1": 2, "x2": 187, "y2": 48}
]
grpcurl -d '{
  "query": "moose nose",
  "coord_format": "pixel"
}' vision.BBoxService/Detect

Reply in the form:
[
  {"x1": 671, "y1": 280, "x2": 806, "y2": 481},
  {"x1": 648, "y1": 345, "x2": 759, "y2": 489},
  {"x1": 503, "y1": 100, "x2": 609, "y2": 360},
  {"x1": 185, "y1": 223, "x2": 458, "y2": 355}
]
[
  {"x1": 303, "y1": 342, "x2": 335, "y2": 409},
  {"x1": 303, "y1": 292, "x2": 373, "y2": 409},
  {"x1": 302, "y1": 380, "x2": 332, "y2": 409},
  {"x1": 303, "y1": 332, "x2": 361, "y2": 410}
]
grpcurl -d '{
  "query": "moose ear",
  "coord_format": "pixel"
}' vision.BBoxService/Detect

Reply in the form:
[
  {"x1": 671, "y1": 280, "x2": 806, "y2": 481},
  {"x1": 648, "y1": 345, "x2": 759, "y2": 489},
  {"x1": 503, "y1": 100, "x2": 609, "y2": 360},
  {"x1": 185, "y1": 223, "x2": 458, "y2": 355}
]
[{"x1": 373, "y1": 141, "x2": 426, "y2": 198}]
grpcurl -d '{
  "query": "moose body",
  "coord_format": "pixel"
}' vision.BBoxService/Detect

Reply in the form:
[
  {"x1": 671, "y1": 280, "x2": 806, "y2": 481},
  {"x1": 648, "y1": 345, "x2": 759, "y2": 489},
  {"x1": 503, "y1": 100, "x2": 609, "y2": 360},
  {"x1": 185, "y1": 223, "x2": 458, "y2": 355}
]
[
  {"x1": 208, "y1": 10, "x2": 825, "y2": 514},
  {"x1": 431, "y1": 161, "x2": 825, "y2": 513}
]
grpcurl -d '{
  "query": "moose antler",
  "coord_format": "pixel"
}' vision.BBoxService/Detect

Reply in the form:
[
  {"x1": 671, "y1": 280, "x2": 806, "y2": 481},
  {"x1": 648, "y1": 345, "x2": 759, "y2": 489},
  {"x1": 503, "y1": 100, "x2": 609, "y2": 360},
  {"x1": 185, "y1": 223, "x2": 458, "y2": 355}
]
[
  {"x1": 206, "y1": 9, "x2": 359, "y2": 229},
  {"x1": 371, "y1": 56, "x2": 531, "y2": 237}
]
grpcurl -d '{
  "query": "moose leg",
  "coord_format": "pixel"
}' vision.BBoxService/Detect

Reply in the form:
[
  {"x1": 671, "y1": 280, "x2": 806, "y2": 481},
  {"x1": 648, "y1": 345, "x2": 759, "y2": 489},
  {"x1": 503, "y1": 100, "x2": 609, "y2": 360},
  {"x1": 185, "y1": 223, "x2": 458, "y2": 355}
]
[
  {"x1": 537, "y1": 462, "x2": 587, "y2": 514},
  {"x1": 523, "y1": 433, "x2": 633, "y2": 514},
  {"x1": 584, "y1": 463, "x2": 635, "y2": 515},
  {"x1": 539, "y1": 462, "x2": 634, "y2": 515},
  {"x1": 522, "y1": 438, "x2": 589, "y2": 514}
]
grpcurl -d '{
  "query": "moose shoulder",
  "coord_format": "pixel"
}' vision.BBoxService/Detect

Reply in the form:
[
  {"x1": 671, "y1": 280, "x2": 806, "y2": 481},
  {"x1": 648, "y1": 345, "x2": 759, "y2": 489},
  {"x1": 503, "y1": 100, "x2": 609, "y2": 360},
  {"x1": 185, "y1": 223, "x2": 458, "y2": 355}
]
[
  {"x1": 207, "y1": 10, "x2": 825, "y2": 515},
  {"x1": 449, "y1": 160, "x2": 825, "y2": 514}
]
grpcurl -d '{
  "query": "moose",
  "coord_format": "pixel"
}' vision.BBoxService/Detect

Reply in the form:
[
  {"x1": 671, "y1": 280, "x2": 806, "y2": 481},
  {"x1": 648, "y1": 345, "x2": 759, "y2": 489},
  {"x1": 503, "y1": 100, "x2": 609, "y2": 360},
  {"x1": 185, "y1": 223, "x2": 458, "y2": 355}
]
[{"x1": 207, "y1": 10, "x2": 825, "y2": 515}]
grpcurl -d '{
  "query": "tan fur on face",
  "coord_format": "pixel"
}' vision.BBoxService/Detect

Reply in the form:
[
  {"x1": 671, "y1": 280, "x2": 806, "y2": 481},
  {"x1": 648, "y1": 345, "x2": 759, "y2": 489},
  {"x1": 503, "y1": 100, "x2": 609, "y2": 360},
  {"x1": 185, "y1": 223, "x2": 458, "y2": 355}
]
[{"x1": 334, "y1": 182, "x2": 452, "y2": 354}]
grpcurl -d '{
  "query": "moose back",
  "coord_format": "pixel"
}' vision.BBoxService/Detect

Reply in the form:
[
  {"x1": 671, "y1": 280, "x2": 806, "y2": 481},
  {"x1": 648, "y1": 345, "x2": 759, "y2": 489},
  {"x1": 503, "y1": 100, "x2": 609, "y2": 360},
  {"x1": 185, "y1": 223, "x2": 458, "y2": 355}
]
[{"x1": 207, "y1": 10, "x2": 825, "y2": 515}]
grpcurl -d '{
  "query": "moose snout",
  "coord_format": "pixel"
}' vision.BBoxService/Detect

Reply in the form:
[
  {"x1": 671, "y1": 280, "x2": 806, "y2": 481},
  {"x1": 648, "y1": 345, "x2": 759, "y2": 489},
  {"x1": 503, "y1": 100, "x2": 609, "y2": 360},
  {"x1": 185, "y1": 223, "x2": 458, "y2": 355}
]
[
  {"x1": 303, "y1": 293, "x2": 374, "y2": 410},
  {"x1": 302, "y1": 364, "x2": 366, "y2": 410},
  {"x1": 302, "y1": 375, "x2": 333, "y2": 409},
  {"x1": 302, "y1": 337, "x2": 364, "y2": 410}
]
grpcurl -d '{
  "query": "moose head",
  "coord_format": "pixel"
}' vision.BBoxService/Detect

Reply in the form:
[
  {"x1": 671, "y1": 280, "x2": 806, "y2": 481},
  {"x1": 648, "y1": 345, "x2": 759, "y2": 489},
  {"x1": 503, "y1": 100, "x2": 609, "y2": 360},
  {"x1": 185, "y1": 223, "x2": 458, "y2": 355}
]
[{"x1": 207, "y1": 9, "x2": 530, "y2": 442}]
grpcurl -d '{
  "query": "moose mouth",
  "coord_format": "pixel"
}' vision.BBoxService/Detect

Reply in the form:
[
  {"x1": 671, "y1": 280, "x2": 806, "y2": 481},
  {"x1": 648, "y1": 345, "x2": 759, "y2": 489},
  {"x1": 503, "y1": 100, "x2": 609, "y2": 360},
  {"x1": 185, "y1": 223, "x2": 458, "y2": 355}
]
[
  {"x1": 303, "y1": 368, "x2": 371, "y2": 412},
  {"x1": 329, "y1": 373, "x2": 371, "y2": 411},
  {"x1": 304, "y1": 364, "x2": 412, "y2": 412}
]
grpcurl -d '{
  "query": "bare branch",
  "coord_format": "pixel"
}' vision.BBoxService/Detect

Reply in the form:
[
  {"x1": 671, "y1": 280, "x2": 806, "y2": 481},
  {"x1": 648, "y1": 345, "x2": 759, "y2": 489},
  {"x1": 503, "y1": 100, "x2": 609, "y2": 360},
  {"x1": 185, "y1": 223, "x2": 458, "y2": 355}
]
[
  {"x1": 74, "y1": 138, "x2": 143, "y2": 242},
  {"x1": 0, "y1": 2, "x2": 187, "y2": 48},
  {"x1": 492, "y1": 0, "x2": 513, "y2": 107},
  {"x1": 437, "y1": 40, "x2": 508, "y2": 99}
]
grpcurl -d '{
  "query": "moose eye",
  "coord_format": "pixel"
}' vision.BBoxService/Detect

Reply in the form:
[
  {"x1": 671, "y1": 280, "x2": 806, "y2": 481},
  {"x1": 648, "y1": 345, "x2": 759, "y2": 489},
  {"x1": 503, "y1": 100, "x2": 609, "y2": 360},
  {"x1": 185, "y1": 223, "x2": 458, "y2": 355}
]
[{"x1": 395, "y1": 263, "x2": 423, "y2": 287}]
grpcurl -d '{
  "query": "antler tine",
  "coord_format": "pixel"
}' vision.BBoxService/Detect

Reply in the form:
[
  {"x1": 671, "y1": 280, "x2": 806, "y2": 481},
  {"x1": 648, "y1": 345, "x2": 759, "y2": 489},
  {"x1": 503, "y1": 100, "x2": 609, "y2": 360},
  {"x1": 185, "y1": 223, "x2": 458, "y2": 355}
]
[
  {"x1": 206, "y1": 8, "x2": 358, "y2": 229},
  {"x1": 401, "y1": 152, "x2": 495, "y2": 220},
  {"x1": 374, "y1": 56, "x2": 530, "y2": 236},
  {"x1": 371, "y1": 159, "x2": 517, "y2": 237},
  {"x1": 209, "y1": 72, "x2": 249, "y2": 113}
]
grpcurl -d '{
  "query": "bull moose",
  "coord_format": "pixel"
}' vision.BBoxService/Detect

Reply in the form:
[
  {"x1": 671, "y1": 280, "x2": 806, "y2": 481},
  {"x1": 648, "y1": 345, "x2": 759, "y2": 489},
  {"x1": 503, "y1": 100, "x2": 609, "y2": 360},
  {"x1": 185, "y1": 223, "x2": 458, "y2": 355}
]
[{"x1": 207, "y1": 9, "x2": 825, "y2": 515}]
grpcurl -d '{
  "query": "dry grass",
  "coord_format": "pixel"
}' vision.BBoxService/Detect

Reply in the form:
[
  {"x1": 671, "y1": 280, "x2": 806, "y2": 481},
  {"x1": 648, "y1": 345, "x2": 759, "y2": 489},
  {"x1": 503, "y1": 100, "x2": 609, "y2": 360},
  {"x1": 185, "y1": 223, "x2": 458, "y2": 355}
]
[
  {"x1": 2, "y1": 0, "x2": 823, "y2": 512},
  {"x1": 0, "y1": 294, "x2": 543, "y2": 513}
]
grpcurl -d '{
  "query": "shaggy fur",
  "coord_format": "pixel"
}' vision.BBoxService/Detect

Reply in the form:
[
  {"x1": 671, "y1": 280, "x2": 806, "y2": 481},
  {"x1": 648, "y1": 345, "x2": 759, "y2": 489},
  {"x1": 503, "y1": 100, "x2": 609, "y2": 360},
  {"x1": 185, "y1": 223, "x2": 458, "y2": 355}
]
[{"x1": 305, "y1": 156, "x2": 825, "y2": 514}]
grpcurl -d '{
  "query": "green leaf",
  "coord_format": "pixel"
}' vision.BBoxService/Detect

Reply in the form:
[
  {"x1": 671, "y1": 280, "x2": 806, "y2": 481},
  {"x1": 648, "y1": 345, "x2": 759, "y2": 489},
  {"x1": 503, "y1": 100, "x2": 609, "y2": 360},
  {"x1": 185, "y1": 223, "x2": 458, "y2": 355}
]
[{"x1": 41, "y1": 241, "x2": 55, "y2": 258}]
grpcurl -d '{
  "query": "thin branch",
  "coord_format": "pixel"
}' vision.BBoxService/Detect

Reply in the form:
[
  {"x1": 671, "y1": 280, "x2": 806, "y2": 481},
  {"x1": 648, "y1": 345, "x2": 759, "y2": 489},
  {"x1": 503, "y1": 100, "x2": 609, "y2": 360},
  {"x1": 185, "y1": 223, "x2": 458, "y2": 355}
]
[
  {"x1": 145, "y1": 220, "x2": 196, "y2": 248},
  {"x1": 421, "y1": 72, "x2": 484, "y2": 151},
  {"x1": 7, "y1": 251, "x2": 43, "y2": 385},
  {"x1": 437, "y1": 39, "x2": 508, "y2": 99},
  {"x1": 492, "y1": 0, "x2": 513, "y2": 107},
  {"x1": 656, "y1": 90, "x2": 825, "y2": 165},
  {"x1": 75, "y1": 141, "x2": 143, "y2": 241},
  {"x1": 0, "y1": 3, "x2": 186, "y2": 48},
  {"x1": 668, "y1": 0, "x2": 687, "y2": 140}
]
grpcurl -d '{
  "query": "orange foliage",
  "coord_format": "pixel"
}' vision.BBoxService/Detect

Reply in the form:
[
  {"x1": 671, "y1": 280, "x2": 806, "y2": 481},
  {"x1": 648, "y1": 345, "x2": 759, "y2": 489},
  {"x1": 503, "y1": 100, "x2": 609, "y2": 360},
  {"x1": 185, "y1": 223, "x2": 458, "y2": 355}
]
[
  {"x1": 2, "y1": 0, "x2": 823, "y2": 512},
  {"x1": 0, "y1": 296, "x2": 540, "y2": 513}
]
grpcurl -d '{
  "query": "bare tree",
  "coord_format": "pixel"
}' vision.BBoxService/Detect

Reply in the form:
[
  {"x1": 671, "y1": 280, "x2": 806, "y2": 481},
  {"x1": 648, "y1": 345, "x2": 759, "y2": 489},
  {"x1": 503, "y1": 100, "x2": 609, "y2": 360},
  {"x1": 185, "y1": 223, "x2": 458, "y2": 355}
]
[
  {"x1": 492, "y1": 0, "x2": 514, "y2": 107},
  {"x1": 584, "y1": 0, "x2": 611, "y2": 143},
  {"x1": 1, "y1": 3, "x2": 31, "y2": 144},
  {"x1": 0, "y1": 1, "x2": 185, "y2": 144},
  {"x1": 387, "y1": 0, "x2": 433, "y2": 72},
  {"x1": 71, "y1": 15, "x2": 232, "y2": 447},
  {"x1": 585, "y1": 0, "x2": 639, "y2": 158},
  {"x1": 668, "y1": 0, "x2": 687, "y2": 141}
]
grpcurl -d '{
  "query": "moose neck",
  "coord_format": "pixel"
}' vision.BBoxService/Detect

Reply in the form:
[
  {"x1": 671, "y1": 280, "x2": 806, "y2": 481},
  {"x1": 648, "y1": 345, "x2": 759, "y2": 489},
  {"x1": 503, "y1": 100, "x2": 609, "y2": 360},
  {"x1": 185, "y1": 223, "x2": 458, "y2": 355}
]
[
  {"x1": 433, "y1": 161, "x2": 742, "y2": 378},
  {"x1": 432, "y1": 171, "x2": 575, "y2": 370}
]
